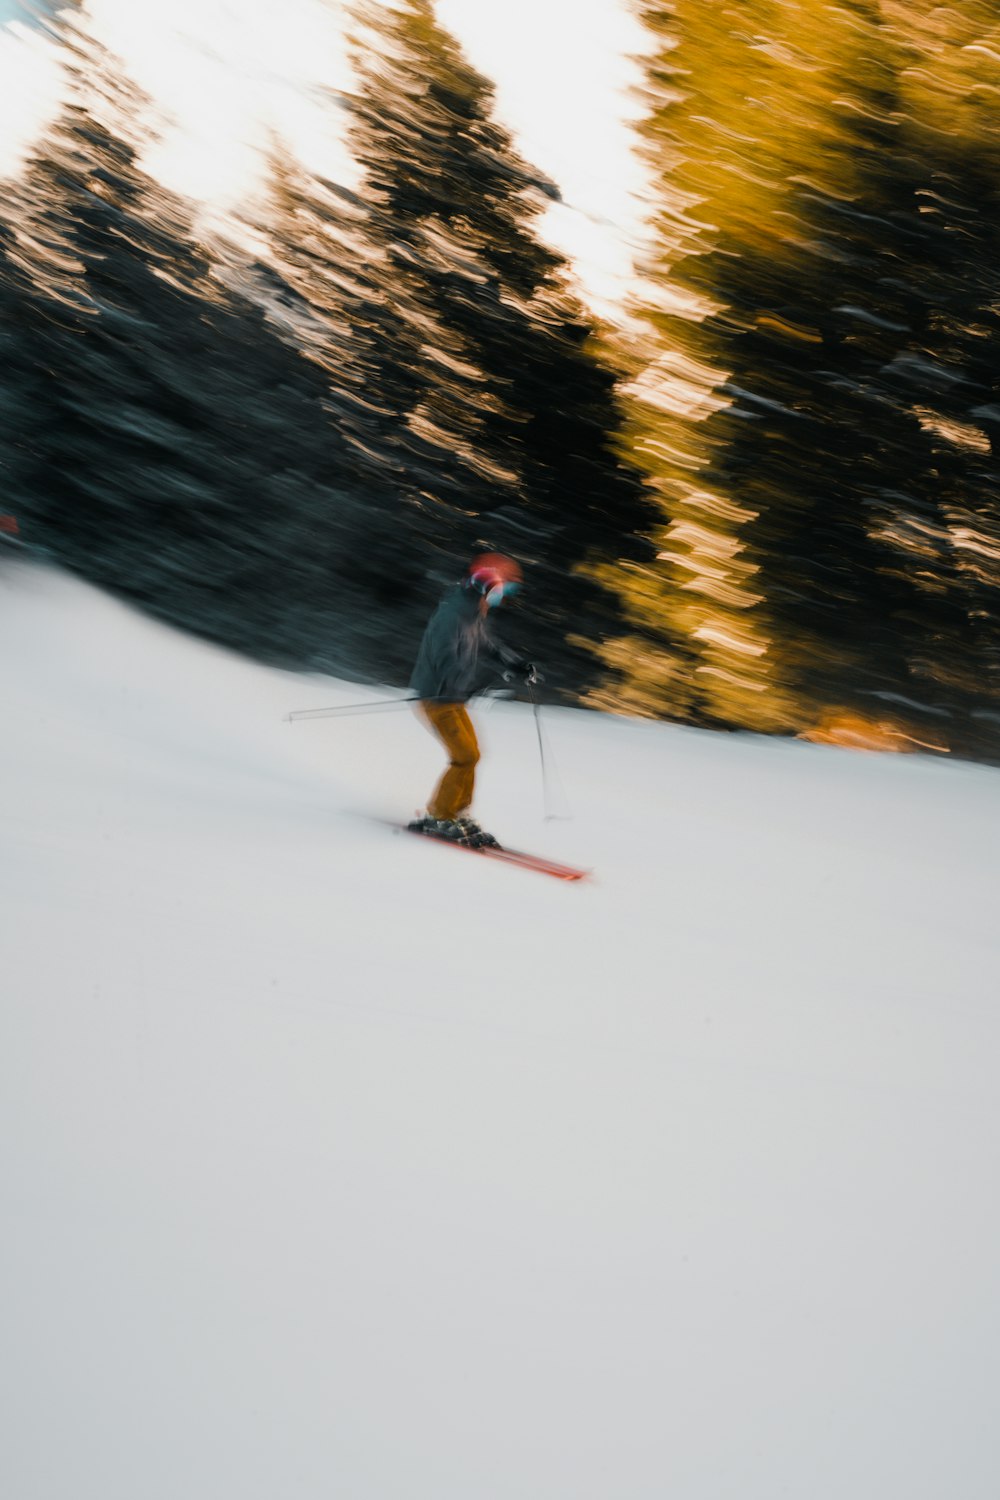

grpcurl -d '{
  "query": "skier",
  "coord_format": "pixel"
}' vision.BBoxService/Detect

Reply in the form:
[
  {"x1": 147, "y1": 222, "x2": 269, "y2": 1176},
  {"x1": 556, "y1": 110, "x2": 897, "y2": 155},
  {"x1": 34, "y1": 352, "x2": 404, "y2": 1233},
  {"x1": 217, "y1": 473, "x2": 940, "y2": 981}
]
[{"x1": 408, "y1": 552, "x2": 539, "y2": 848}]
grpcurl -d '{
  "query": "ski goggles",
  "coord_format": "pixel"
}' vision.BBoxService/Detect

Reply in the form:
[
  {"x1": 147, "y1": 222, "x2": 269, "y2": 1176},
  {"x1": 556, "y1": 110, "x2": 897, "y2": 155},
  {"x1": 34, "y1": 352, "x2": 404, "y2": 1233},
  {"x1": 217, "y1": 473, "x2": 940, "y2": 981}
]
[{"x1": 484, "y1": 579, "x2": 520, "y2": 607}]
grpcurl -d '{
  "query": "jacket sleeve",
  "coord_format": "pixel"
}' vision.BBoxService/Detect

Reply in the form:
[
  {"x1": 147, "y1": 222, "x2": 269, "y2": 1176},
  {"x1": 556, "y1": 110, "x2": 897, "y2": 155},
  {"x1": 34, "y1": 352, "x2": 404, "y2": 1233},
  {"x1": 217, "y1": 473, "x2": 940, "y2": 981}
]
[{"x1": 481, "y1": 621, "x2": 529, "y2": 676}]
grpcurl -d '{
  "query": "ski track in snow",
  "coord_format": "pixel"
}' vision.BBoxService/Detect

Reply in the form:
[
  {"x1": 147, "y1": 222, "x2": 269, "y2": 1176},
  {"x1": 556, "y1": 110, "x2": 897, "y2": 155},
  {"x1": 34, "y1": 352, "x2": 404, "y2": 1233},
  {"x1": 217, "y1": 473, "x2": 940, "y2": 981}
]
[{"x1": 2, "y1": 557, "x2": 1000, "y2": 1500}]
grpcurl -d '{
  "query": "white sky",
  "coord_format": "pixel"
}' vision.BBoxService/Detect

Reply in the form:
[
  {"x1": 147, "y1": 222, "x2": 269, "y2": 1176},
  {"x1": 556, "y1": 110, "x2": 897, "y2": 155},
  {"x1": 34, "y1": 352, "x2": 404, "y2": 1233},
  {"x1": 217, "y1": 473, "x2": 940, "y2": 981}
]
[{"x1": 0, "y1": 0, "x2": 654, "y2": 316}]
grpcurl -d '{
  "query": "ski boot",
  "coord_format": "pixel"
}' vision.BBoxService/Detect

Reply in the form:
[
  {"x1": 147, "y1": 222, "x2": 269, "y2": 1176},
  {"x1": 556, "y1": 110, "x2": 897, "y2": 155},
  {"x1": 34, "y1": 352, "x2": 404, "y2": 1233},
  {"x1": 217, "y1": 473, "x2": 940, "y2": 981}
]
[
  {"x1": 408, "y1": 815, "x2": 471, "y2": 844},
  {"x1": 456, "y1": 816, "x2": 501, "y2": 850}
]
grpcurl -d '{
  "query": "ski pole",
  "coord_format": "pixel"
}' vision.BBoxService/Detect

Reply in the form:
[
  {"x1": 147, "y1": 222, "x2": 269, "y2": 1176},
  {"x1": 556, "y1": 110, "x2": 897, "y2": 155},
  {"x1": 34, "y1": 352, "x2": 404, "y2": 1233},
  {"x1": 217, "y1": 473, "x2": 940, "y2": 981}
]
[
  {"x1": 528, "y1": 682, "x2": 551, "y2": 818},
  {"x1": 286, "y1": 695, "x2": 421, "y2": 723},
  {"x1": 526, "y1": 681, "x2": 571, "y2": 821}
]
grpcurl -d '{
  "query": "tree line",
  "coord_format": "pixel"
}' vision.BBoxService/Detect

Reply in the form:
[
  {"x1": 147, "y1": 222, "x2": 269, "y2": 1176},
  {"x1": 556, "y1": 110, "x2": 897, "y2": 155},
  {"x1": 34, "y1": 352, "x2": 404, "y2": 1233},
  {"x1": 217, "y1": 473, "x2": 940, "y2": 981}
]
[
  {"x1": 0, "y1": 1, "x2": 650, "y2": 689},
  {"x1": 2, "y1": 0, "x2": 998, "y2": 760}
]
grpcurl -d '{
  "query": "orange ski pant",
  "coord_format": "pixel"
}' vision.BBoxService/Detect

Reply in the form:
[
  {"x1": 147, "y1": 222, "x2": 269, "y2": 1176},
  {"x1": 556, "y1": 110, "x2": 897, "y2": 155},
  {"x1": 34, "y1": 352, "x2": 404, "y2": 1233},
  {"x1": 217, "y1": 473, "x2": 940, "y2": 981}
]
[{"x1": 418, "y1": 701, "x2": 481, "y2": 821}]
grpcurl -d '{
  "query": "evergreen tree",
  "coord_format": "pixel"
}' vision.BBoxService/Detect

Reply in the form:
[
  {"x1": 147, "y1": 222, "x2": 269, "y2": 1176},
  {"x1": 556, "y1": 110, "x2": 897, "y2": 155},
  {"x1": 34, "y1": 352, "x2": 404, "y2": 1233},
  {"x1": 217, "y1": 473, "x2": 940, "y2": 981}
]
[
  {"x1": 595, "y1": 0, "x2": 1000, "y2": 754},
  {"x1": 724, "y1": 1, "x2": 1000, "y2": 750},
  {"x1": 0, "y1": 207, "x2": 53, "y2": 535},
  {"x1": 258, "y1": 142, "x2": 430, "y2": 636},
  {"x1": 346, "y1": 0, "x2": 650, "y2": 691},
  {"x1": 592, "y1": 0, "x2": 810, "y2": 728},
  {"x1": 883, "y1": 164, "x2": 1000, "y2": 754},
  {"x1": 3, "y1": 15, "x2": 389, "y2": 674},
  {"x1": 690, "y1": 5, "x2": 935, "y2": 719}
]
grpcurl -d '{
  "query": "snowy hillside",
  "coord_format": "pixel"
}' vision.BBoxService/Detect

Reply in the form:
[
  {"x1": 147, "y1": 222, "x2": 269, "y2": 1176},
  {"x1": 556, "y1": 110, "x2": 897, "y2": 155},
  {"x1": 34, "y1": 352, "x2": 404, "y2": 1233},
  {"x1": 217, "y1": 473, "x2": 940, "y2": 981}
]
[{"x1": 3, "y1": 556, "x2": 1000, "y2": 1500}]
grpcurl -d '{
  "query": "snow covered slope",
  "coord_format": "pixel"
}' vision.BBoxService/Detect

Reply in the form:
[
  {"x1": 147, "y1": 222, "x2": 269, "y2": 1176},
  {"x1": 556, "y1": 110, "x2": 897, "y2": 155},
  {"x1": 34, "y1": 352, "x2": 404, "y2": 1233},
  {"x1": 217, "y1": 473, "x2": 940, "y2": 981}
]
[{"x1": 3, "y1": 557, "x2": 1000, "y2": 1500}]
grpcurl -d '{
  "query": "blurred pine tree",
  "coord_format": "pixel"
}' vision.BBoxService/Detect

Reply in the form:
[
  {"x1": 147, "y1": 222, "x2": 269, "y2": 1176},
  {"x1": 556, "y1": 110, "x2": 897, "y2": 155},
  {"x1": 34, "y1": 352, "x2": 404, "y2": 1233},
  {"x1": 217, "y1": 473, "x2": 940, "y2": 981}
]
[
  {"x1": 595, "y1": 0, "x2": 1000, "y2": 757},
  {"x1": 345, "y1": 0, "x2": 650, "y2": 695},
  {"x1": 3, "y1": 15, "x2": 378, "y2": 670}
]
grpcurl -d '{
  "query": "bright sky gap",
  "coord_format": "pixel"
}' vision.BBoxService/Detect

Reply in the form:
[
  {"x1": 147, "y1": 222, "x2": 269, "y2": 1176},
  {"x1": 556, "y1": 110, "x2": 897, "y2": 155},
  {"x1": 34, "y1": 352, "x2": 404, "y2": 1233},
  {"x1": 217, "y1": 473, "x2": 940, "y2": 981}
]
[{"x1": 0, "y1": 0, "x2": 654, "y2": 317}]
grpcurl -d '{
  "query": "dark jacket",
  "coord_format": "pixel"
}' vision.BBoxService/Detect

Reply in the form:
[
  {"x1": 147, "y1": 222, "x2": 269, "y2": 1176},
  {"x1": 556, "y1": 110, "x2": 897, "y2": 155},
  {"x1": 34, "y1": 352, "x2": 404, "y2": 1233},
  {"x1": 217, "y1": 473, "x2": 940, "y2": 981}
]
[{"x1": 410, "y1": 584, "x2": 525, "y2": 703}]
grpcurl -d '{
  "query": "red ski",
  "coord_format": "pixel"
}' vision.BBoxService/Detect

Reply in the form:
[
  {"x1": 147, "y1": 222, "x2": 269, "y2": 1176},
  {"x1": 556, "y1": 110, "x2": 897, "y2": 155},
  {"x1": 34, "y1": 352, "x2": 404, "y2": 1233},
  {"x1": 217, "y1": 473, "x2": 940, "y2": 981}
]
[{"x1": 389, "y1": 821, "x2": 589, "y2": 882}]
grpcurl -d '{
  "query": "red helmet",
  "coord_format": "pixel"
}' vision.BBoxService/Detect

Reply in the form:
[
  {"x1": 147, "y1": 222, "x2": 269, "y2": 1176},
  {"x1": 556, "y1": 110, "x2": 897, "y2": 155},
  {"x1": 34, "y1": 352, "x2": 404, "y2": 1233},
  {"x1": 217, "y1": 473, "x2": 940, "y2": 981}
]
[{"x1": 466, "y1": 552, "x2": 523, "y2": 606}]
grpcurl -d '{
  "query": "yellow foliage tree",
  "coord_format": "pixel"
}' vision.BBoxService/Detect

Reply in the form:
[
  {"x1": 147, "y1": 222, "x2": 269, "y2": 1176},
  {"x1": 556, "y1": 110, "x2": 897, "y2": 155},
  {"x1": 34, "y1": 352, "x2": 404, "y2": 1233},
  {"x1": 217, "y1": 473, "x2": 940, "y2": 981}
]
[{"x1": 591, "y1": 0, "x2": 967, "y2": 733}]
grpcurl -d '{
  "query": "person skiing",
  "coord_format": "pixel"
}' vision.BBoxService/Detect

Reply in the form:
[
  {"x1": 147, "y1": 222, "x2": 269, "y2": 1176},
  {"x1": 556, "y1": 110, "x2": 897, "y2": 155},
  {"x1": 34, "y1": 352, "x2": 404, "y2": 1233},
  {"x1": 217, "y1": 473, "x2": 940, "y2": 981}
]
[{"x1": 408, "y1": 551, "x2": 538, "y2": 849}]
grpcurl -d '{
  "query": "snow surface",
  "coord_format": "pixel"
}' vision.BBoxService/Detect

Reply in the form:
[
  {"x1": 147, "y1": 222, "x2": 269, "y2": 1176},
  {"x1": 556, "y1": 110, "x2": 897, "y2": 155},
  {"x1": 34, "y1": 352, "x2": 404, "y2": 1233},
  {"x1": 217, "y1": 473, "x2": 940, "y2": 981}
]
[{"x1": 3, "y1": 556, "x2": 1000, "y2": 1500}]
